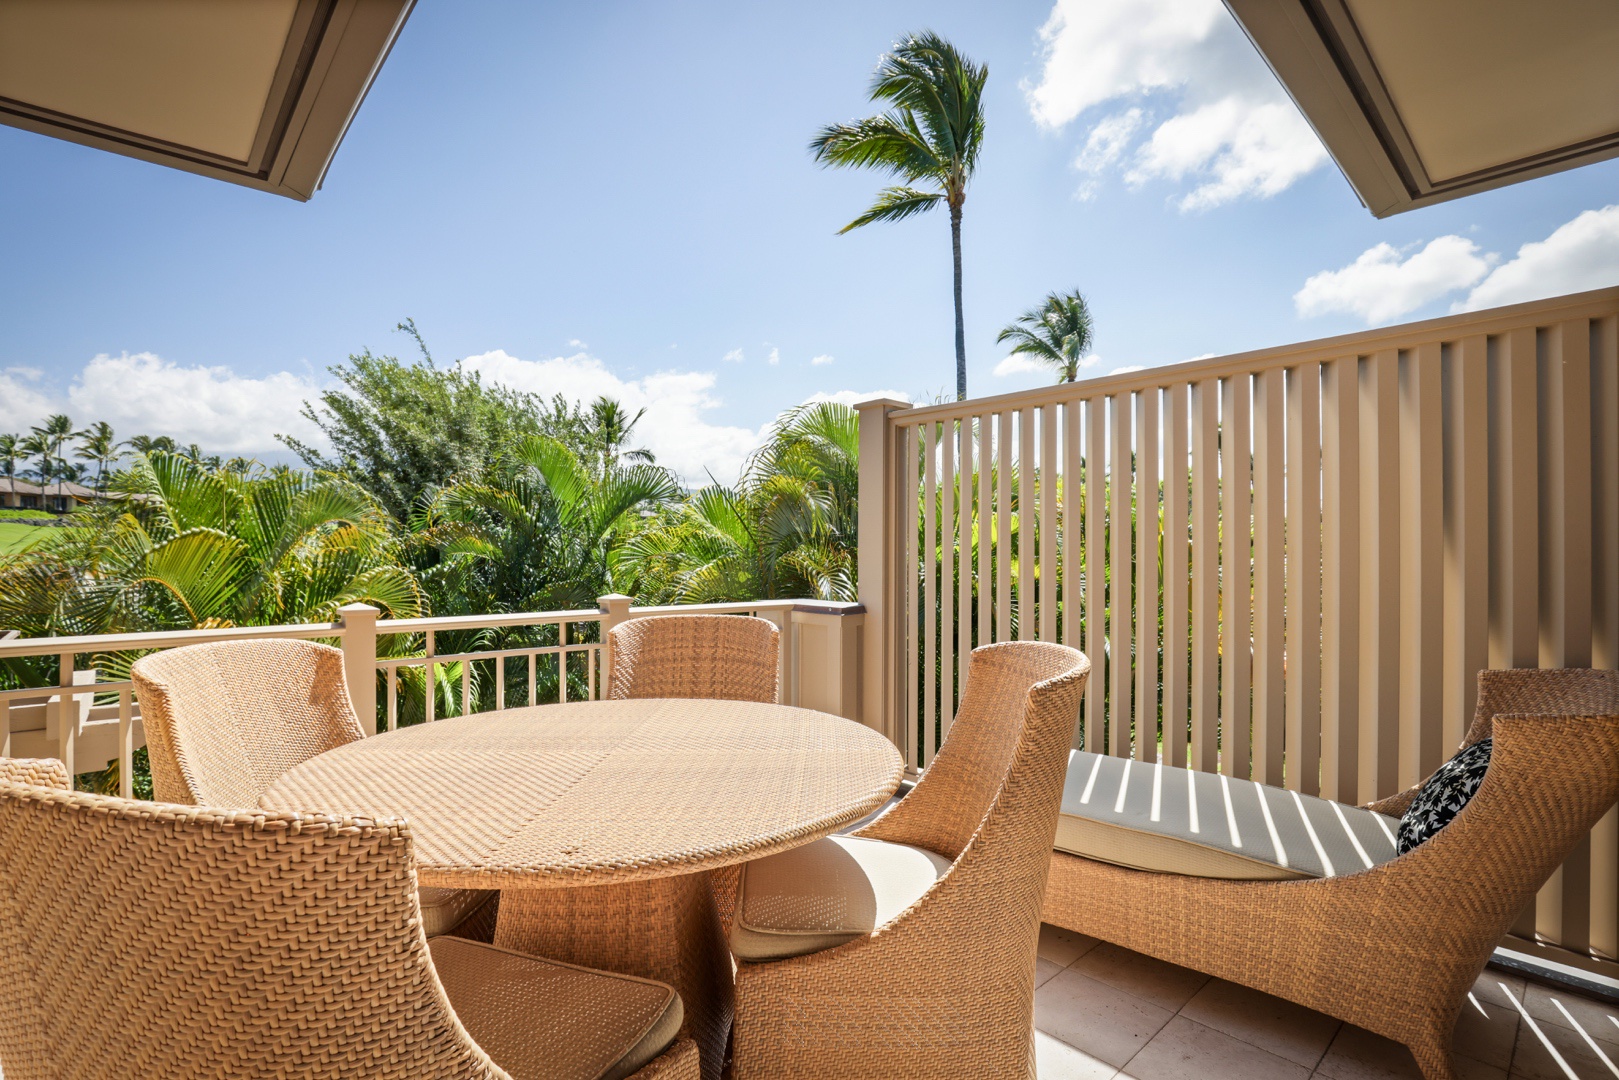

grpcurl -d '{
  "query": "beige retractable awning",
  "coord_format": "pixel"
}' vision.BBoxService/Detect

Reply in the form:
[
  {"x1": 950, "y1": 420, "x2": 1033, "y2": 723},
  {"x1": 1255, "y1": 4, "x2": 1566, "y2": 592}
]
[
  {"x1": 1223, "y1": 0, "x2": 1619, "y2": 217},
  {"x1": 0, "y1": 0, "x2": 413, "y2": 201}
]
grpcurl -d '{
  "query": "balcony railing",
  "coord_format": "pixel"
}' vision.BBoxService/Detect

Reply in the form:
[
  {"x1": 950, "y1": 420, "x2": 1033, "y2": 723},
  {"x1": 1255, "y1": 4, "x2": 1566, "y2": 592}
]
[
  {"x1": 0, "y1": 597, "x2": 865, "y2": 796},
  {"x1": 855, "y1": 285, "x2": 1619, "y2": 981}
]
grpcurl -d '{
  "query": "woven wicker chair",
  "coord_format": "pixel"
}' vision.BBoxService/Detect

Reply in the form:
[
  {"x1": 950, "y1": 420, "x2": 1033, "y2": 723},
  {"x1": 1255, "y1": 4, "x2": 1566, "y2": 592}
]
[
  {"x1": 0, "y1": 758, "x2": 69, "y2": 791},
  {"x1": 727, "y1": 641, "x2": 1090, "y2": 1079},
  {"x1": 0, "y1": 768, "x2": 699, "y2": 1080},
  {"x1": 131, "y1": 638, "x2": 498, "y2": 940},
  {"x1": 607, "y1": 614, "x2": 779, "y2": 703},
  {"x1": 1044, "y1": 667, "x2": 1619, "y2": 1080}
]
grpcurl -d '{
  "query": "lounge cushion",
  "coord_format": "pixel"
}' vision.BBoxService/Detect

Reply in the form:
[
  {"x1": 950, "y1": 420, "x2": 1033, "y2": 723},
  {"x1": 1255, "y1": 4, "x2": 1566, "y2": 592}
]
[
  {"x1": 429, "y1": 936, "x2": 683, "y2": 1080},
  {"x1": 419, "y1": 886, "x2": 497, "y2": 938},
  {"x1": 730, "y1": 835, "x2": 952, "y2": 961},
  {"x1": 1057, "y1": 750, "x2": 1401, "y2": 880}
]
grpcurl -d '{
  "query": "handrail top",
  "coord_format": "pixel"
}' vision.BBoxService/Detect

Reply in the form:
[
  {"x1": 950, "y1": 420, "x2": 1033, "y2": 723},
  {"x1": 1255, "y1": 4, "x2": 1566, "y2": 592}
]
[
  {"x1": 896, "y1": 285, "x2": 1619, "y2": 423},
  {"x1": 0, "y1": 621, "x2": 344, "y2": 660}
]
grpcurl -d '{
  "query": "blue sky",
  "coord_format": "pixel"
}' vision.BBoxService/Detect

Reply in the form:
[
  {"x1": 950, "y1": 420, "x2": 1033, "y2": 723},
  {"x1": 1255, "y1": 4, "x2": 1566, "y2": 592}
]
[{"x1": 3, "y1": 0, "x2": 1617, "y2": 481}]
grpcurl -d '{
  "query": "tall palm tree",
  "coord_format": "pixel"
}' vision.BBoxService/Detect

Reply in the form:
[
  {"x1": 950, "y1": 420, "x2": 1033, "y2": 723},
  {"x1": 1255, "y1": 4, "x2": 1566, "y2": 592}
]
[
  {"x1": 811, "y1": 31, "x2": 988, "y2": 401},
  {"x1": 127, "y1": 435, "x2": 177, "y2": 456},
  {"x1": 995, "y1": 290, "x2": 1096, "y2": 383},
  {"x1": 18, "y1": 432, "x2": 51, "y2": 489},
  {"x1": 75, "y1": 421, "x2": 125, "y2": 491},
  {"x1": 30, "y1": 414, "x2": 82, "y2": 508},
  {"x1": 586, "y1": 397, "x2": 653, "y2": 474},
  {"x1": 0, "y1": 434, "x2": 20, "y2": 478}
]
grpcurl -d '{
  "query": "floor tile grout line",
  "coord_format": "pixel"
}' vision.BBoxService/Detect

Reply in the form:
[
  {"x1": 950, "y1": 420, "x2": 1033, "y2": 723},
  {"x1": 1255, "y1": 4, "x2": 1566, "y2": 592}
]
[
  {"x1": 1499, "y1": 980, "x2": 1581, "y2": 1080},
  {"x1": 1548, "y1": 997, "x2": 1619, "y2": 1078}
]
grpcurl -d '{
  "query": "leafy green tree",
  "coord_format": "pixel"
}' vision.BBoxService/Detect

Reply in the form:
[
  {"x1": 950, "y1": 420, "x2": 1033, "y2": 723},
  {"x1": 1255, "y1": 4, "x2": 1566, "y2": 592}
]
[
  {"x1": 812, "y1": 32, "x2": 988, "y2": 401},
  {"x1": 74, "y1": 421, "x2": 126, "y2": 491},
  {"x1": 996, "y1": 290, "x2": 1096, "y2": 383},
  {"x1": 418, "y1": 434, "x2": 680, "y2": 614},
  {"x1": 284, "y1": 322, "x2": 588, "y2": 520},
  {"x1": 619, "y1": 402, "x2": 859, "y2": 603},
  {"x1": 0, "y1": 451, "x2": 422, "y2": 640}
]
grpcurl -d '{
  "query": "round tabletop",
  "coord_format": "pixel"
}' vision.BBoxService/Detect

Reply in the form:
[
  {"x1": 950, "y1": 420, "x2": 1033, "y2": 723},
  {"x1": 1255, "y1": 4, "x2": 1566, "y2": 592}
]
[{"x1": 259, "y1": 698, "x2": 904, "y2": 890}]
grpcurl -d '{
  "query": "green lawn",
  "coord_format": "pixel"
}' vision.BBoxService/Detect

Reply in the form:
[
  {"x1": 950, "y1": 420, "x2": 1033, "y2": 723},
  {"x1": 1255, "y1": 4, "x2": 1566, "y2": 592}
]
[{"x1": 0, "y1": 522, "x2": 52, "y2": 554}]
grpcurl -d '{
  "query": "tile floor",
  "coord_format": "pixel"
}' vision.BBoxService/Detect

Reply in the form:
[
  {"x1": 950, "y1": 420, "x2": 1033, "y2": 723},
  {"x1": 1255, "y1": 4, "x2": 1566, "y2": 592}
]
[{"x1": 1033, "y1": 924, "x2": 1619, "y2": 1080}]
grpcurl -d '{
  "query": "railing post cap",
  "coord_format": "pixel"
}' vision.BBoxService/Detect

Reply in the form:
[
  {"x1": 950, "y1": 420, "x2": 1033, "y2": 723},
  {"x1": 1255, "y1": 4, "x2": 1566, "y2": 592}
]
[
  {"x1": 338, "y1": 603, "x2": 381, "y2": 620},
  {"x1": 598, "y1": 594, "x2": 633, "y2": 611},
  {"x1": 852, "y1": 396, "x2": 911, "y2": 413}
]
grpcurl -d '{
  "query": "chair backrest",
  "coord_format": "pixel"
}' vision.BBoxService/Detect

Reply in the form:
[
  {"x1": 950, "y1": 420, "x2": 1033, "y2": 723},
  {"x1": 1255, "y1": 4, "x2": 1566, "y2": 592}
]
[
  {"x1": 859, "y1": 641, "x2": 1090, "y2": 863},
  {"x1": 131, "y1": 639, "x2": 366, "y2": 807},
  {"x1": 1464, "y1": 667, "x2": 1619, "y2": 747},
  {"x1": 0, "y1": 781, "x2": 504, "y2": 1080},
  {"x1": 607, "y1": 614, "x2": 780, "y2": 703},
  {"x1": 0, "y1": 759, "x2": 68, "y2": 791}
]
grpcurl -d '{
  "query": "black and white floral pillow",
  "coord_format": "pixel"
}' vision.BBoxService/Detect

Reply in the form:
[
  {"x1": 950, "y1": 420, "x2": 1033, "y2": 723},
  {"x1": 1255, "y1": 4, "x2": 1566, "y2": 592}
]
[{"x1": 1396, "y1": 739, "x2": 1492, "y2": 855}]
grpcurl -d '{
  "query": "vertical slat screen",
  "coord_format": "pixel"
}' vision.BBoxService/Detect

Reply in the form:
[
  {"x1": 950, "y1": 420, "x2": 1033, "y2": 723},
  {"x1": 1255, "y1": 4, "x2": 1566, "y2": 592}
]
[{"x1": 887, "y1": 289, "x2": 1619, "y2": 977}]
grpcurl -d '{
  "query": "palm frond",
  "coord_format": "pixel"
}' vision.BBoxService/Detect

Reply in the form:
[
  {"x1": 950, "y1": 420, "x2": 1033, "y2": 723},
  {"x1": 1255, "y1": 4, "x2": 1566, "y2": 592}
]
[{"x1": 840, "y1": 186, "x2": 944, "y2": 233}]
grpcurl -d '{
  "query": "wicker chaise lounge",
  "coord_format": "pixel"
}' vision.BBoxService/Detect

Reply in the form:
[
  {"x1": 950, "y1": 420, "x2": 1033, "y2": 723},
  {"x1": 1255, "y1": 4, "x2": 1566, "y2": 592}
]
[
  {"x1": 607, "y1": 613, "x2": 781, "y2": 703},
  {"x1": 132, "y1": 638, "x2": 499, "y2": 941},
  {"x1": 726, "y1": 641, "x2": 1090, "y2": 1079},
  {"x1": 1042, "y1": 667, "x2": 1619, "y2": 1080},
  {"x1": 0, "y1": 759, "x2": 698, "y2": 1080}
]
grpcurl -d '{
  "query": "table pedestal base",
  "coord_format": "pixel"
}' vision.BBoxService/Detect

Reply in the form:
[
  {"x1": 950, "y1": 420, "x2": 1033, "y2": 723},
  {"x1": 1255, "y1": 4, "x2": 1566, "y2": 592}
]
[{"x1": 496, "y1": 873, "x2": 732, "y2": 1080}]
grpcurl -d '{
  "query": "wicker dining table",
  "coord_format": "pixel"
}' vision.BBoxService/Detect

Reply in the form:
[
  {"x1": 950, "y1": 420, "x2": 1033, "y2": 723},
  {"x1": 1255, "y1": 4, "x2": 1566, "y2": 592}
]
[{"x1": 258, "y1": 697, "x2": 904, "y2": 1080}]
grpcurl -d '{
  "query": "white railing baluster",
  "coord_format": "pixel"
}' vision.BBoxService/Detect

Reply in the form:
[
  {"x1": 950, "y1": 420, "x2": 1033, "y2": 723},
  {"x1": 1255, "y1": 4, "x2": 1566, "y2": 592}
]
[
  {"x1": 117, "y1": 689, "x2": 133, "y2": 799},
  {"x1": 426, "y1": 630, "x2": 437, "y2": 724}
]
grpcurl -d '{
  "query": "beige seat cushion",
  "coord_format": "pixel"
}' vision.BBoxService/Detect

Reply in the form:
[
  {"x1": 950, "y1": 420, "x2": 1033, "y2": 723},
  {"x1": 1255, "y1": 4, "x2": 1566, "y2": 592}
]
[
  {"x1": 429, "y1": 937, "x2": 683, "y2": 1080},
  {"x1": 1057, "y1": 750, "x2": 1402, "y2": 880},
  {"x1": 419, "y1": 886, "x2": 497, "y2": 938},
  {"x1": 730, "y1": 835, "x2": 952, "y2": 961}
]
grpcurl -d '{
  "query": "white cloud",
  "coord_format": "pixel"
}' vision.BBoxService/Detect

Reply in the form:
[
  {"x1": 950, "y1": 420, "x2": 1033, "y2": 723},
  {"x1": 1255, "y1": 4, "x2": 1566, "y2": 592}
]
[
  {"x1": 1110, "y1": 364, "x2": 1146, "y2": 375},
  {"x1": 1074, "y1": 109, "x2": 1144, "y2": 199},
  {"x1": 994, "y1": 352, "x2": 1100, "y2": 377},
  {"x1": 722, "y1": 348, "x2": 745, "y2": 363},
  {"x1": 766, "y1": 347, "x2": 781, "y2": 366},
  {"x1": 568, "y1": 338, "x2": 588, "y2": 349},
  {"x1": 802, "y1": 389, "x2": 912, "y2": 408},
  {"x1": 0, "y1": 368, "x2": 58, "y2": 433},
  {"x1": 1025, "y1": 0, "x2": 1327, "y2": 209},
  {"x1": 1294, "y1": 236, "x2": 1494, "y2": 324},
  {"x1": 59, "y1": 352, "x2": 327, "y2": 453},
  {"x1": 461, "y1": 349, "x2": 763, "y2": 484},
  {"x1": 1457, "y1": 205, "x2": 1619, "y2": 312},
  {"x1": 994, "y1": 354, "x2": 1048, "y2": 377},
  {"x1": 810, "y1": 354, "x2": 834, "y2": 366}
]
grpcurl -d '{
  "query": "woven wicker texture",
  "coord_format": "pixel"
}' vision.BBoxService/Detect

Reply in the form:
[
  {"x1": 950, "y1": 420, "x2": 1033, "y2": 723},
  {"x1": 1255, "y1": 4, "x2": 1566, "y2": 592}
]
[
  {"x1": 133, "y1": 638, "x2": 496, "y2": 939},
  {"x1": 430, "y1": 936, "x2": 683, "y2": 1080},
  {"x1": 608, "y1": 615, "x2": 780, "y2": 703},
  {"x1": 132, "y1": 639, "x2": 366, "y2": 806},
  {"x1": 1044, "y1": 667, "x2": 1619, "y2": 1080},
  {"x1": 0, "y1": 758, "x2": 69, "y2": 791},
  {"x1": 497, "y1": 874, "x2": 734, "y2": 1080},
  {"x1": 0, "y1": 780, "x2": 697, "y2": 1080},
  {"x1": 261, "y1": 699, "x2": 904, "y2": 889},
  {"x1": 731, "y1": 641, "x2": 1090, "y2": 1080}
]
